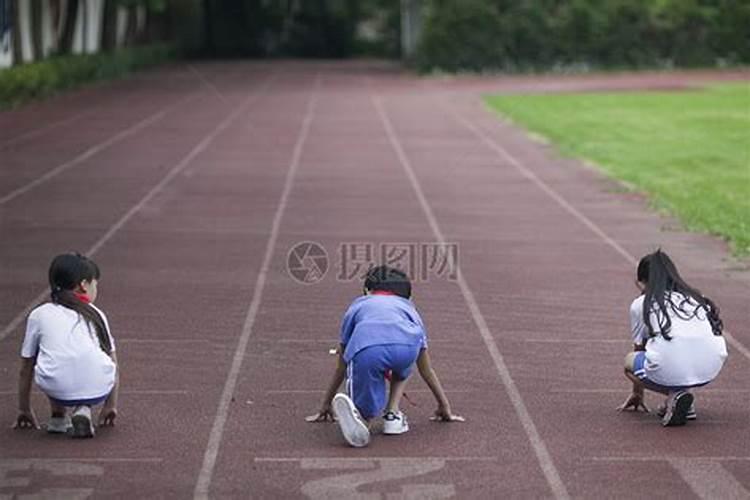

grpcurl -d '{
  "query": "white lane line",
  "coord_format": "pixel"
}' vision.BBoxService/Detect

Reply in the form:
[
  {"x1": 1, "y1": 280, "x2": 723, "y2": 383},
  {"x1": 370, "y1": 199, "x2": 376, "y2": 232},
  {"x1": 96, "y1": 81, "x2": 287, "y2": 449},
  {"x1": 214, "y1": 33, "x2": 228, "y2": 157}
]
[
  {"x1": 118, "y1": 339, "x2": 215, "y2": 344},
  {"x1": 0, "y1": 390, "x2": 188, "y2": 396},
  {"x1": 0, "y1": 458, "x2": 163, "y2": 463},
  {"x1": 549, "y1": 388, "x2": 750, "y2": 394},
  {"x1": 0, "y1": 92, "x2": 201, "y2": 205},
  {"x1": 0, "y1": 75, "x2": 276, "y2": 343},
  {"x1": 516, "y1": 338, "x2": 626, "y2": 344},
  {"x1": 186, "y1": 64, "x2": 227, "y2": 102},
  {"x1": 372, "y1": 96, "x2": 570, "y2": 500},
  {"x1": 0, "y1": 110, "x2": 94, "y2": 150},
  {"x1": 193, "y1": 74, "x2": 321, "y2": 500},
  {"x1": 592, "y1": 456, "x2": 750, "y2": 462},
  {"x1": 442, "y1": 100, "x2": 750, "y2": 363},
  {"x1": 254, "y1": 457, "x2": 497, "y2": 463},
  {"x1": 264, "y1": 389, "x2": 474, "y2": 394}
]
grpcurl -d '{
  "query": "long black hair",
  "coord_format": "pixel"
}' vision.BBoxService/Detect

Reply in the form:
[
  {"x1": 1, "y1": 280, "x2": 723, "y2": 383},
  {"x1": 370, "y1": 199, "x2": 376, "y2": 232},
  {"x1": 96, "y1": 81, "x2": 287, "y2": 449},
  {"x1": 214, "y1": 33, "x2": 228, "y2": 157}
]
[
  {"x1": 364, "y1": 265, "x2": 412, "y2": 299},
  {"x1": 48, "y1": 253, "x2": 112, "y2": 354},
  {"x1": 637, "y1": 249, "x2": 723, "y2": 340}
]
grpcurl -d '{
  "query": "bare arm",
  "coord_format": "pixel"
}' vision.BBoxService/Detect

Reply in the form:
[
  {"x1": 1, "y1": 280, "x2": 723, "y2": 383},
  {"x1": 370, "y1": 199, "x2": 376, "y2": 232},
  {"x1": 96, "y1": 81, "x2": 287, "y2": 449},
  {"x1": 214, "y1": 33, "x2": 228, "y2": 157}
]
[
  {"x1": 99, "y1": 351, "x2": 119, "y2": 426},
  {"x1": 306, "y1": 344, "x2": 346, "y2": 422},
  {"x1": 14, "y1": 358, "x2": 39, "y2": 429},
  {"x1": 417, "y1": 349, "x2": 464, "y2": 421}
]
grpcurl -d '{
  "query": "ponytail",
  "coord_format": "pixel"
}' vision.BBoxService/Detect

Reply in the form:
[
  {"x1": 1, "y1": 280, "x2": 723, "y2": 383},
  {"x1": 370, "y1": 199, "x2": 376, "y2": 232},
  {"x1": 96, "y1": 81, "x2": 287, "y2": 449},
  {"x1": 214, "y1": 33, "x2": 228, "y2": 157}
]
[{"x1": 48, "y1": 253, "x2": 112, "y2": 354}]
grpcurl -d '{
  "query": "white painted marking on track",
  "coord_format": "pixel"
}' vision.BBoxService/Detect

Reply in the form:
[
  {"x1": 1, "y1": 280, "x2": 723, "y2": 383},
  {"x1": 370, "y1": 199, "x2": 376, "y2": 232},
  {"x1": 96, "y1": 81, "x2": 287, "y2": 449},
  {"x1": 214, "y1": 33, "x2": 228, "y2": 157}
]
[
  {"x1": 0, "y1": 75, "x2": 277, "y2": 343},
  {"x1": 0, "y1": 92, "x2": 201, "y2": 205},
  {"x1": 299, "y1": 458, "x2": 455, "y2": 499},
  {"x1": 371, "y1": 95, "x2": 570, "y2": 500},
  {"x1": 439, "y1": 99, "x2": 750, "y2": 365},
  {"x1": 193, "y1": 73, "x2": 321, "y2": 500},
  {"x1": 0, "y1": 460, "x2": 103, "y2": 499}
]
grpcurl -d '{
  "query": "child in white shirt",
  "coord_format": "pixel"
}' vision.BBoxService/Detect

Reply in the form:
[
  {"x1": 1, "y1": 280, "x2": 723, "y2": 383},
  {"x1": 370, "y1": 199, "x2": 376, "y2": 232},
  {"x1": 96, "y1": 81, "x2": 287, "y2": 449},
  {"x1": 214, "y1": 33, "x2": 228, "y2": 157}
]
[
  {"x1": 618, "y1": 250, "x2": 727, "y2": 426},
  {"x1": 14, "y1": 253, "x2": 119, "y2": 438}
]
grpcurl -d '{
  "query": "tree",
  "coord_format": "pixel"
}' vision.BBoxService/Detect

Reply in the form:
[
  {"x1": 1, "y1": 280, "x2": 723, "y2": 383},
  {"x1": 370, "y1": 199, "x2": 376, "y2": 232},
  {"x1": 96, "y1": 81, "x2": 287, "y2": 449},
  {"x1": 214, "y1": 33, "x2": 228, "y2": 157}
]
[{"x1": 59, "y1": 0, "x2": 79, "y2": 54}]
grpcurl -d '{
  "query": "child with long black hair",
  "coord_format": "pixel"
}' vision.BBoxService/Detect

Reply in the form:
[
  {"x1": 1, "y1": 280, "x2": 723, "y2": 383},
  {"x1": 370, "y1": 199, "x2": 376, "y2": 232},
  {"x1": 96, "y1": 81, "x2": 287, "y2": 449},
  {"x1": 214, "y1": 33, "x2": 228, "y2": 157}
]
[
  {"x1": 14, "y1": 253, "x2": 119, "y2": 438},
  {"x1": 618, "y1": 249, "x2": 727, "y2": 426},
  {"x1": 307, "y1": 265, "x2": 463, "y2": 447}
]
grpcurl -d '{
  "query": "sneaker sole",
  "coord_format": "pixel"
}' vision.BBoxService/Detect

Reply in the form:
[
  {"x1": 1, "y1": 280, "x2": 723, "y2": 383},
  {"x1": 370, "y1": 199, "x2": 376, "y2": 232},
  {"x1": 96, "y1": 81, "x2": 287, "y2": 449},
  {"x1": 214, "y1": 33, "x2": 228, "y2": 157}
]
[
  {"x1": 332, "y1": 395, "x2": 370, "y2": 447},
  {"x1": 662, "y1": 393, "x2": 694, "y2": 427},
  {"x1": 71, "y1": 415, "x2": 95, "y2": 439},
  {"x1": 382, "y1": 423, "x2": 409, "y2": 435}
]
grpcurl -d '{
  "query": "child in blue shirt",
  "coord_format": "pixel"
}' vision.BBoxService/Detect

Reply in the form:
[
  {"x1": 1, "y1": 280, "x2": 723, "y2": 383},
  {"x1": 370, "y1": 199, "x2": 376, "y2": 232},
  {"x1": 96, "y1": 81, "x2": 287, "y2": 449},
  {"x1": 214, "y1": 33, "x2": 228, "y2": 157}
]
[{"x1": 307, "y1": 266, "x2": 463, "y2": 447}]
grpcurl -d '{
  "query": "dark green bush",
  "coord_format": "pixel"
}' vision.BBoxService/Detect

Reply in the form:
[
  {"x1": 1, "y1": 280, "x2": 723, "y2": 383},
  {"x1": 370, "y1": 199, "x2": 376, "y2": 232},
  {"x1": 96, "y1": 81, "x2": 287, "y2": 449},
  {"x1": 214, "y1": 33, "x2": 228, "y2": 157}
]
[
  {"x1": 0, "y1": 45, "x2": 175, "y2": 109},
  {"x1": 415, "y1": 0, "x2": 750, "y2": 72}
]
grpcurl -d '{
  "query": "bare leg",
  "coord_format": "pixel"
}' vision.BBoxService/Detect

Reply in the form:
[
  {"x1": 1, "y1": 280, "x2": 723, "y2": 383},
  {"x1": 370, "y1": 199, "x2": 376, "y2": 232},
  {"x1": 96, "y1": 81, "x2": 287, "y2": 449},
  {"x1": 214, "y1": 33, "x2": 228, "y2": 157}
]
[
  {"x1": 624, "y1": 353, "x2": 670, "y2": 396},
  {"x1": 386, "y1": 376, "x2": 408, "y2": 413},
  {"x1": 48, "y1": 398, "x2": 66, "y2": 418}
]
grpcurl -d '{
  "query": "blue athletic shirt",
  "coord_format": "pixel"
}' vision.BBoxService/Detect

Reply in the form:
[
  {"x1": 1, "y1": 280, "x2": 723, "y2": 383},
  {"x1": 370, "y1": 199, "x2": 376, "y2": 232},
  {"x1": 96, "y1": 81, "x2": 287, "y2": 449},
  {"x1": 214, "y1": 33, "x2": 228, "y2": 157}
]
[{"x1": 339, "y1": 294, "x2": 428, "y2": 362}]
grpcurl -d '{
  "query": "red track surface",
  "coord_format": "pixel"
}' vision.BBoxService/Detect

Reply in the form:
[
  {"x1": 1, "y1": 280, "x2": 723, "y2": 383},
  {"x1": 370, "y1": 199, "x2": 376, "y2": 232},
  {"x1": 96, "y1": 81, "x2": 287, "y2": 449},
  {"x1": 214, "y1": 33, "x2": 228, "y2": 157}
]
[{"x1": 1, "y1": 62, "x2": 748, "y2": 499}]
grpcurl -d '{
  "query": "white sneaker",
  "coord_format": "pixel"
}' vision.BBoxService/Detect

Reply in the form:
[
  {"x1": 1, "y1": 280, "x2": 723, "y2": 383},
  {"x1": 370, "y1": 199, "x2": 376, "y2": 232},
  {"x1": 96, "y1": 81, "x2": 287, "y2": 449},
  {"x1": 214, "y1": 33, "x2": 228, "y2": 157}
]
[
  {"x1": 71, "y1": 406, "x2": 95, "y2": 438},
  {"x1": 46, "y1": 416, "x2": 72, "y2": 434},
  {"x1": 382, "y1": 411, "x2": 409, "y2": 435},
  {"x1": 331, "y1": 393, "x2": 370, "y2": 448}
]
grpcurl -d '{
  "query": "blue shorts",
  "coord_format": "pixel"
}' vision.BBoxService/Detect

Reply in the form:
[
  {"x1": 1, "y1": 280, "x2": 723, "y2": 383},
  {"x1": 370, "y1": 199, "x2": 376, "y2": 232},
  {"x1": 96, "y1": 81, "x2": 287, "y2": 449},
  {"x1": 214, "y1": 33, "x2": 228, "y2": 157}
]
[
  {"x1": 48, "y1": 393, "x2": 110, "y2": 407},
  {"x1": 632, "y1": 352, "x2": 709, "y2": 392},
  {"x1": 346, "y1": 343, "x2": 421, "y2": 419}
]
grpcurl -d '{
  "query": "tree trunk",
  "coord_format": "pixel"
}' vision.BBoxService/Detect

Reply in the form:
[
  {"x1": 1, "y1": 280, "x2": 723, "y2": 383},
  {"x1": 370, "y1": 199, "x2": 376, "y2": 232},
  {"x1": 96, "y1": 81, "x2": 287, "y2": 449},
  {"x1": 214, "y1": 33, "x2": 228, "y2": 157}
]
[
  {"x1": 100, "y1": 0, "x2": 117, "y2": 51},
  {"x1": 31, "y1": 0, "x2": 44, "y2": 61},
  {"x1": 59, "y1": 0, "x2": 79, "y2": 54},
  {"x1": 11, "y1": 0, "x2": 23, "y2": 65},
  {"x1": 124, "y1": 6, "x2": 138, "y2": 46},
  {"x1": 203, "y1": 0, "x2": 214, "y2": 55}
]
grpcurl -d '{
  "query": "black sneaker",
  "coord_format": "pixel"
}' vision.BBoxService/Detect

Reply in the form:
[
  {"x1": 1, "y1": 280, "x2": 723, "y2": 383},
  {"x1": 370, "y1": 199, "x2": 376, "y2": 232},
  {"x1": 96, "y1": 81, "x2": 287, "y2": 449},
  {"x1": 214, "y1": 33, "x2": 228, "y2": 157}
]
[
  {"x1": 657, "y1": 400, "x2": 697, "y2": 420},
  {"x1": 662, "y1": 391, "x2": 694, "y2": 427}
]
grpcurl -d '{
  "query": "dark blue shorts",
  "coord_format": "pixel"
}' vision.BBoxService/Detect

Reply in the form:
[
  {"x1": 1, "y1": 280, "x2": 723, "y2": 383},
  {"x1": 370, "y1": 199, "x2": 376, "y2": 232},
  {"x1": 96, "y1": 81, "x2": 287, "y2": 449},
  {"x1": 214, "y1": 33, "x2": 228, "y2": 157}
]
[
  {"x1": 632, "y1": 352, "x2": 709, "y2": 392},
  {"x1": 347, "y1": 343, "x2": 421, "y2": 419},
  {"x1": 48, "y1": 393, "x2": 110, "y2": 407}
]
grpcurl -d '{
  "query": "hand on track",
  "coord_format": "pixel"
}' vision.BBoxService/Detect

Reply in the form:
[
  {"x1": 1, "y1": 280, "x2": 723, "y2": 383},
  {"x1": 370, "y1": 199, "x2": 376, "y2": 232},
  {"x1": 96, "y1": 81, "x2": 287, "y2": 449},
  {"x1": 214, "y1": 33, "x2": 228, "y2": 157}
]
[
  {"x1": 13, "y1": 411, "x2": 39, "y2": 430},
  {"x1": 616, "y1": 393, "x2": 650, "y2": 413},
  {"x1": 99, "y1": 408, "x2": 118, "y2": 427},
  {"x1": 430, "y1": 407, "x2": 465, "y2": 422}
]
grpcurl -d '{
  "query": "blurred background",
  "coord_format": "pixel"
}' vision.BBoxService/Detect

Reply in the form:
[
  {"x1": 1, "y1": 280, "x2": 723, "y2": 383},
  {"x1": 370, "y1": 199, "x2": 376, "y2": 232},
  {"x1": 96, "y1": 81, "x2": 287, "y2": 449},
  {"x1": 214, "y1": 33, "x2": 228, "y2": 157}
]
[{"x1": 1, "y1": 0, "x2": 749, "y2": 70}]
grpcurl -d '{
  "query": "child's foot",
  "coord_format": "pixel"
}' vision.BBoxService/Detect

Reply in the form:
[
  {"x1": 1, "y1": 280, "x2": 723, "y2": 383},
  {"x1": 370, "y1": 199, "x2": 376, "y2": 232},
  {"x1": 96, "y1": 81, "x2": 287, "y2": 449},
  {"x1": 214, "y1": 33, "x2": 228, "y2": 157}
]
[
  {"x1": 661, "y1": 391, "x2": 694, "y2": 427},
  {"x1": 46, "y1": 415, "x2": 72, "y2": 434},
  {"x1": 332, "y1": 393, "x2": 370, "y2": 447},
  {"x1": 382, "y1": 410, "x2": 409, "y2": 435},
  {"x1": 71, "y1": 406, "x2": 95, "y2": 438},
  {"x1": 657, "y1": 399, "x2": 697, "y2": 420}
]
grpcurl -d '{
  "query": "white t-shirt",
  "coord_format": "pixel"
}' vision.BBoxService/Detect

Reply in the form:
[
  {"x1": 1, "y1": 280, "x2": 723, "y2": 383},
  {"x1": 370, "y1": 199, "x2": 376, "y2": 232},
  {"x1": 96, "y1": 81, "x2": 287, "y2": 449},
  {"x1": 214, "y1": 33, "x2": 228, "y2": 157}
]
[
  {"x1": 21, "y1": 303, "x2": 117, "y2": 401},
  {"x1": 630, "y1": 292, "x2": 727, "y2": 387}
]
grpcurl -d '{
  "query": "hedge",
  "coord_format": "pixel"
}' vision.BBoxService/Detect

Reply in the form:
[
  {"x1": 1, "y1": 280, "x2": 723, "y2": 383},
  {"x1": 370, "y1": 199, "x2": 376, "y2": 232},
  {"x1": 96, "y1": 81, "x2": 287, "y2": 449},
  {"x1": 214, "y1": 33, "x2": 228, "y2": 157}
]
[
  {"x1": 415, "y1": 0, "x2": 750, "y2": 72},
  {"x1": 0, "y1": 44, "x2": 176, "y2": 109}
]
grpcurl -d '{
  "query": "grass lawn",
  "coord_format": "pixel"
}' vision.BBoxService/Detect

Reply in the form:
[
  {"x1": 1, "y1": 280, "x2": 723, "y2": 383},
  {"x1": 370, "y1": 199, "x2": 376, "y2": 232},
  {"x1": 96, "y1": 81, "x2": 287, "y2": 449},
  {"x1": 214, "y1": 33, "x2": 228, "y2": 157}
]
[{"x1": 485, "y1": 83, "x2": 750, "y2": 256}]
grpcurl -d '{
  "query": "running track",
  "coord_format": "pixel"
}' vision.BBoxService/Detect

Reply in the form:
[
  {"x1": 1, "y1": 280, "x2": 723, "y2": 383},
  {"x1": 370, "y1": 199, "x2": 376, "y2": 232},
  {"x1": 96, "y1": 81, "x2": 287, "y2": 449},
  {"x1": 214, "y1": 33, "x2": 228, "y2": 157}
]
[{"x1": 1, "y1": 62, "x2": 748, "y2": 499}]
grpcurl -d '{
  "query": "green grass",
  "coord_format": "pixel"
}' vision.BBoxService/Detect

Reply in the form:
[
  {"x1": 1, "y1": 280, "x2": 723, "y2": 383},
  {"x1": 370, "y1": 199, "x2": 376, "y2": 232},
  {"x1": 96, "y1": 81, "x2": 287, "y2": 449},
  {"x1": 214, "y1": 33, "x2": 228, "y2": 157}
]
[{"x1": 485, "y1": 83, "x2": 750, "y2": 256}]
